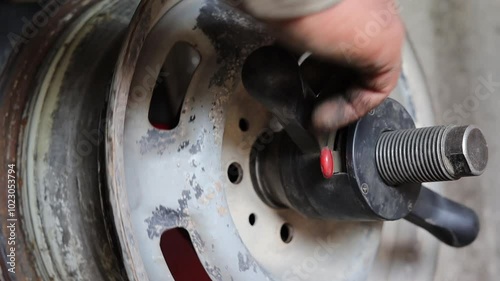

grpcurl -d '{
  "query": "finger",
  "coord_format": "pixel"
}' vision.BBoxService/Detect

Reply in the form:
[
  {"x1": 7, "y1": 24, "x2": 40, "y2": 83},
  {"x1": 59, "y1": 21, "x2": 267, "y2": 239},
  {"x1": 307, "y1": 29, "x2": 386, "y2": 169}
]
[
  {"x1": 312, "y1": 65, "x2": 400, "y2": 132},
  {"x1": 311, "y1": 89, "x2": 382, "y2": 131}
]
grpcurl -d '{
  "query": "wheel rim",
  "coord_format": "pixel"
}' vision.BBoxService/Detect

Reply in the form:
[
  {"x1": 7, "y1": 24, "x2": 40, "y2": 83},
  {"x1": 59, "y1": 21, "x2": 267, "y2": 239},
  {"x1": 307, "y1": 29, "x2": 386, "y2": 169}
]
[
  {"x1": 107, "y1": 1, "x2": 439, "y2": 281},
  {"x1": 10, "y1": 1, "x2": 134, "y2": 280},
  {"x1": 0, "y1": 0, "x2": 440, "y2": 280},
  {"x1": 107, "y1": 1, "x2": 281, "y2": 279}
]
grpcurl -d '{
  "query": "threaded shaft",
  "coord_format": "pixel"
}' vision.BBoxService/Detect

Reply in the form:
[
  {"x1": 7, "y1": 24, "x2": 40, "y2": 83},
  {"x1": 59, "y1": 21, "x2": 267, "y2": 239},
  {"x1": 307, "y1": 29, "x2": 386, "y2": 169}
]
[{"x1": 376, "y1": 126, "x2": 455, "y2": 186}]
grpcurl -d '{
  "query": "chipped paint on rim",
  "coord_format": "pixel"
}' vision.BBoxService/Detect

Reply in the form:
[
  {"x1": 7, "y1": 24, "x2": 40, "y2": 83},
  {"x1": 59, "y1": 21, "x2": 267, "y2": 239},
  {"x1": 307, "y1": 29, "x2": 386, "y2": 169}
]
[{"x1": 106, "y1": 1, "x2": 440, "y2": 281}]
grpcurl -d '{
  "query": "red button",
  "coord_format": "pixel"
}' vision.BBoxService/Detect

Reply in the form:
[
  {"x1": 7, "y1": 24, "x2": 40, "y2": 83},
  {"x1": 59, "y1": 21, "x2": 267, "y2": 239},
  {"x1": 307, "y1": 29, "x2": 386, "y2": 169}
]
[{"x1": 320, "y1": 147, "x2": 334, "y2": 179}]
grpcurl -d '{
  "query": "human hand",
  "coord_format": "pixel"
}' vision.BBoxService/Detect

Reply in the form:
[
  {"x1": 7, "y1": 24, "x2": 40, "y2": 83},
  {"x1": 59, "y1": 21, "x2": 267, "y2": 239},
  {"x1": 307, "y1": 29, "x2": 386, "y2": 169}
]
[{"x1": 267, "y1": 0, "x2": 405, "y2": 132}]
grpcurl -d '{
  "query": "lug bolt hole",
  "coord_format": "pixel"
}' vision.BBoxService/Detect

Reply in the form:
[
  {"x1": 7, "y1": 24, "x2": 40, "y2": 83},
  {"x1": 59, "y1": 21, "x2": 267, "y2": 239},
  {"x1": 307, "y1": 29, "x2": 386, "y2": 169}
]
[
  {"x1": 227, "y1": 162, "x2": 243, "y2": 184},
  {"x1": 239, "y1": 118, "x2": 249, "y2": 132},
  {"x1": 280, "y1": 223, "x2": 293, "y2": 243},
  {"x1": 249, "y1": 214, "x2": 256, "y2": 226}
]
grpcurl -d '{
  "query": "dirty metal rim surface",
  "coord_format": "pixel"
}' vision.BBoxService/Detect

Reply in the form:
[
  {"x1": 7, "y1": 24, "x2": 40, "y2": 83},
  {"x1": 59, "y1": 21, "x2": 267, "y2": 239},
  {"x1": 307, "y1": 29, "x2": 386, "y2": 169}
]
[
  {"x1": 0, "y1": 1, "x2": 101, "y2": 280},
  {"x1": 0, "y1": 0, "x2": 440, "y2": 280},
  {"x1": 107, "y1": 1, "x2": 440, "y2": 281},
  {"x1": 18, "y1": 1, "x2": 137, "y2": 280},
  {"x1": 107, "y1": 1, "x2": 279, "y2": 279}
]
